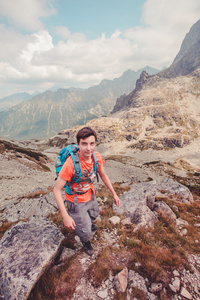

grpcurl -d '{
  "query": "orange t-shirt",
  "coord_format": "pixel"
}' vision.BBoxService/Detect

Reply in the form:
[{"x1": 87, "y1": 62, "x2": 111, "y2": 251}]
[{"x1": 59, "y1": 151, "x2": 105, "y2": 203}]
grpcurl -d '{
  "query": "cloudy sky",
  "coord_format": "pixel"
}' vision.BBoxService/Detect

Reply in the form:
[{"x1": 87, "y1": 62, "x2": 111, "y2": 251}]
[{"x1": 0, "y1": 0, "x2": 199, "y2": 98}]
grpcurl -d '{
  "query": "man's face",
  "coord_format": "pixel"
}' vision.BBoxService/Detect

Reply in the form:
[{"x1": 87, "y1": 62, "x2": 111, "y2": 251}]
[{"x1": 78, "y1": 135, "x2": 96, "y2": 160}]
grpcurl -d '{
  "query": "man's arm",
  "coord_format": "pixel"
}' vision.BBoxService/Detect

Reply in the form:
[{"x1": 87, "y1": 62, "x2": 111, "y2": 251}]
[
  {"x1": 53, "y1": 176, "x2": 76, "y2": 230},
  {"x1": 98, "y1": 167, "x2": 120, "y2": 207}
]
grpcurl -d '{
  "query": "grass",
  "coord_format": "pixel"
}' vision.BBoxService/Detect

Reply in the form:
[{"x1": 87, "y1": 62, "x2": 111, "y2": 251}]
[
  {"x1": 0, "y1": 221, "x2": 15, "y2": 239},
  {"x1": 28, "y1": 255, "x2": 81, "y2": 300},
  {"x1": 87, "y1": 247, "x2": 129, "y2": 288}
]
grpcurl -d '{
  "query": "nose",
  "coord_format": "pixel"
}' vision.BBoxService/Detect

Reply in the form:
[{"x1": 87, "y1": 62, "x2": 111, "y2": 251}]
[{"x1": 86, "y1": 144, "x2": 91, "y2": 151}]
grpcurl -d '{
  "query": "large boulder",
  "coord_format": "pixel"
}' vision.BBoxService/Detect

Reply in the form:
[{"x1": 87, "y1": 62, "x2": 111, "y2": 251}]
[
  {"x1": 0, "y1": 192, "x2": 58, "y2": 223},
  {"x1": 0, "y1": 218, "x2": 64, "y2": 300},
  {"x1": 114, "y1": 177, "x2": 193, "y2": 229}
]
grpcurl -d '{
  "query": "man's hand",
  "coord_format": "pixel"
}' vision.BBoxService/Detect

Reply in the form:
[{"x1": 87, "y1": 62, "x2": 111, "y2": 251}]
[
  {"x1": 63, "y1": 215, "x2": 76, "y2": 230},
  {"x1": 114, "y1": 195, "x2": 120, "y2": 207}
]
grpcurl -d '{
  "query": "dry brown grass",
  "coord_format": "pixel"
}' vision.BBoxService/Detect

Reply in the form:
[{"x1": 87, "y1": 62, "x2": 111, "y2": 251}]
[
  {"x1": 28, "y1": 255, "x2": 81, "y2": 300},
  {"x1": 0, "y1": 221, "x2": 14, "y2": 239},
  {"x1": 87, "y1": 247, "x2": 130, "y2": 288}
]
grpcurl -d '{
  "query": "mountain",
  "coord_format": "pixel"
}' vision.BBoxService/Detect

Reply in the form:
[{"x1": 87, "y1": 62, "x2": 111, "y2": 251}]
[
  {"x1": 158, "y1": 19, "x2": 200, "y2": 78},
  {"x1": 0, "y1": 66, "x2": 159, "y2": 140},
  {"x1": 49, "y1": 19, "x2": 200, "y2": 151},
  {"x1": 0, "y1": 92, "x2": 34, "y2": 112},
  {"x1": 50, "y1": 68, "x2": 200, "y2": 151}
]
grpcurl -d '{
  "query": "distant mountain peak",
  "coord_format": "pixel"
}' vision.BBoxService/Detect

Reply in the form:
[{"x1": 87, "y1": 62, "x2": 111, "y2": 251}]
[{"x1": 158, "y1": 19, "x2": 200, "y2": 78}]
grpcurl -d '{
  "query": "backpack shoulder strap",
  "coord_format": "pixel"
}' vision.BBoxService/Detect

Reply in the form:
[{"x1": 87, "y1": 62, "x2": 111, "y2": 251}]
[
  {"x1": 72, "y1": 151, "x2": 81, "y2": 181},
  {"x1": 92, "y1": 152, "x2": 100, "y2": 182}
]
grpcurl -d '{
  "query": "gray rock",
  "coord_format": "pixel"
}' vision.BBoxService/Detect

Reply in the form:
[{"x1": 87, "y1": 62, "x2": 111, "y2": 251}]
[
  {"x1": 128, "y1": 270, "x2": 148, "y2": 294},
  {"x1": 180, "y1": 287, "x2": 193, "y2": 300},
  {"x1": 114, "y1": 267, "x2": 128, "y2": 292},
  {"x1": 172, "y1": 277, "x2": 180, "y2": 292},
  {"x1": 169, "y1": 283, "x2": 177, "y2": 293},
  {"x1": 0, "y1": 218, "x2": 64, "y2": 300},
  {"x1": 149, "y1": 282, "x2": 162, "y2": 293},
  {"x1": 176, "y1": 218, "x2": 189, "y2": 235},
  {"x1": 109, "y1": 216, "x2": 120, "y2": 225},
  {"x1": 114, "y1": 177, "x2": 193, "y2": 230},
  {"x1": 97, "y1": 290, "x2": 108, "y2": 299},
  {"x1": 0, "y1": 193, "x2": 58, "y2": 223},
  {"x1": 154, "y1": 201, "x2": 176, "y2": 220},
  {"x1": 131, "y1": 204, "x2": 157, "y2": 230}
]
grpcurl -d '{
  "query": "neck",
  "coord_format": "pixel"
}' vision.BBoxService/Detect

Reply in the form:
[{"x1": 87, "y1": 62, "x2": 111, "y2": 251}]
[{"x1": 79, "y1": 153, "x2": 93, "y2": 163}]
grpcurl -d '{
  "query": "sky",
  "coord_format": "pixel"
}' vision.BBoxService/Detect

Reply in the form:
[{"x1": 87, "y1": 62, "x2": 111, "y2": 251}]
[{"x1": 0, "y1": 0, "x2": 200, "y2": 99}]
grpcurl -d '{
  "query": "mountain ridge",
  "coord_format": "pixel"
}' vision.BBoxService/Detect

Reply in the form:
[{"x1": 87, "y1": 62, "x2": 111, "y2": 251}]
[
  {"x1": 0, "y1": 66, "x2": 159, "y2": 140},
  {"x1": 158, "y1": 19, "x2": 200, "y2": 78}
]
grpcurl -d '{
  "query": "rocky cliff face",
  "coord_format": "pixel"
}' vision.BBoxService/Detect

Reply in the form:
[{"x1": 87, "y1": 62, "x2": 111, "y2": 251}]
[{"x1": 158, "y1": 19, "x2": 200, "y2": 78}]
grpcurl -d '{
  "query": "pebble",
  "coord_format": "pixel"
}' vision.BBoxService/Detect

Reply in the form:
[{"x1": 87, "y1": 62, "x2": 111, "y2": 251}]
[
  {"x1": 109, "y1": 216, "x2": 120, "y2": 225},
  {"x1": 180, "y1": 287, "x2": 192, "y2": 300},
  {"x1": 97, "y1": 290, "x2": 108, "y2": 299},
  {"x1": 172, "y1": 278, "x2": 180, "y2": 292}
]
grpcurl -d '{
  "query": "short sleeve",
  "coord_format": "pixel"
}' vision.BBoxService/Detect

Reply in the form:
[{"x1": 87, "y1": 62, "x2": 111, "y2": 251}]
[{"x1": 95, "y1": 151, "x2": 105, "y2": 170}]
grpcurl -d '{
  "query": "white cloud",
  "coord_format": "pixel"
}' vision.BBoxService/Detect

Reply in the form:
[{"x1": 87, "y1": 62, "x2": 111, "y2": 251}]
[
  {"x1": 124, "y1": 0, "x2": 200, "y2": 67},
  {"x1": 54, "y1": 26, "x2": 87, "y2": 42},
  {"x1": 0, "y1": 0, "x2": 200, "y2": 98},
  {"x1": 0, "y1": 0, "x2": 56, "y2": 31}
]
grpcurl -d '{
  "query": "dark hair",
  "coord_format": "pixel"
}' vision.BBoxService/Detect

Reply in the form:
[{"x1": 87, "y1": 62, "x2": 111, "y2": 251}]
[{"x1": 76, "y1": 127, "x2": 97, "y2": 144}]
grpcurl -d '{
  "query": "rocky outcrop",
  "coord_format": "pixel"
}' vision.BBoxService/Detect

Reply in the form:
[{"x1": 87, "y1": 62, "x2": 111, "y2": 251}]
[
  {"x1": 114, "y1": 177, "x2": 193, "y2": 230},
  {"x1": 0, "y1": 133, "x2": 199, "y2": 300},
  {"x1": 0, "y1": 191, "x2": 58, "y2": 223},
  {"x1": 159, "y1": 19, "x2": 200, "y2": 78},
  {"x1": 0, "y1": 139, "x2": 51, "y2": 172},
  {"x1": 0, "y1": 218, "x2": 64, "y2": 300},
  {"x1": 49, "y1": 66, "x2": 200, "y2": 152}
]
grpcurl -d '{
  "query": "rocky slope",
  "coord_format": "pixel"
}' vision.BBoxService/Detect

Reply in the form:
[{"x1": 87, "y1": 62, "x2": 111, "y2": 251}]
[
  {"x1": 158, "y1": 19, "x2": 200, "y2": 78},
  {"x1": 0, "y1": 92, "x2": 33, "y2": 112},
  {"x1": 49, "y1": 67, "x2": 200, "y2": 157},
  {"x1": 0, "y1": 136, "x2": 200, "y2": 300}
]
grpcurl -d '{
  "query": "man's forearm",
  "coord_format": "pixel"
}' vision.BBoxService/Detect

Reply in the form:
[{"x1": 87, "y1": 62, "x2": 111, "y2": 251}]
[
  {"x1": 99, "y1": 168, "x2": 121, "y2": 207},
  {"x1": 100, "y1": 172, "x2": 117, "y2": 196},
  {"x1": 53, "y1": 188, "x2": 69, "y2": 219}
]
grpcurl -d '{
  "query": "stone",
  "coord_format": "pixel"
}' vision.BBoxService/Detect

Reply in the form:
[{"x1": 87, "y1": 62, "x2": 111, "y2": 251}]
[
  {"x1": 154, "y1": 201, "x2": 176, "y2": 221},
  {"x1": 149, "y1": 282, "x2": 162, "y2": 293},
  {"x1": 109, "y1": 216, "x2": 120, "y2": 225},
  {"x1": 121, "y1": 217, "x2": 132, "y2": 225},
  {"x1": 169, "y1": 284, "x2": 176, "y2": 293},
  {"x1": 172, "y1": 278, "x2": 180, "y2": 292},
  {"x1": 0, "y1": 218, "x2": 64, "y2": 300},
  {"x1": 173, "y1": 270, "x2": 180, "y2": 277},
  {"x1": 180, "y1": 228, "x2": 188, "y2": 236},
  {"x1": 128, "y1": 270, "x2": 148, "y2": 294},
  {"x1": 57, "y1": 247, "x2": 76, "y2": 264},
  {"x1": 97, "y1": 290, "x2": 108, "y2": 299},
  {"x1": 114, "y1": 267, "x2": 128, "y2": 292},
  {"x1": 132, "y1": 204, "x2": 157, "y2": 230},
  {"x1": 180, "y1": 287, "x2": 192, "y2": 299}
]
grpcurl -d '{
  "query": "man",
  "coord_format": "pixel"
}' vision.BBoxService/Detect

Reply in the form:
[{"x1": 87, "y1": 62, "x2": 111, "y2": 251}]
[{"x1": 53, "y1": 127, "x2": 120, "y2": 256}]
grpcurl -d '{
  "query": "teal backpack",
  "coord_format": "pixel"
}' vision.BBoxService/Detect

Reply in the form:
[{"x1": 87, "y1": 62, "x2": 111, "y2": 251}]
[{"x1": 55, "y1": 143, "x2": 99, "y2": 195}]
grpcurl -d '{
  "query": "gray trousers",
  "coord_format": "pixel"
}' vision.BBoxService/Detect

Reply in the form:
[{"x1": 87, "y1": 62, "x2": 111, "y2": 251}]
[{"x1": 66, "y1": 193, "x2": 99, "y2": 242}]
